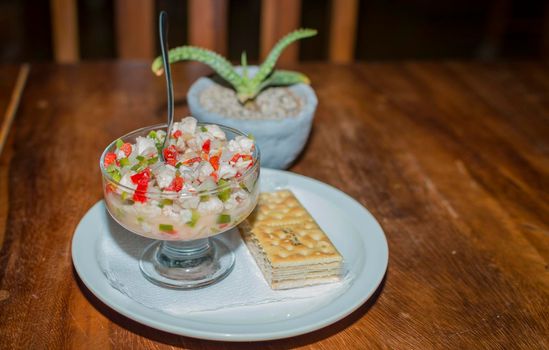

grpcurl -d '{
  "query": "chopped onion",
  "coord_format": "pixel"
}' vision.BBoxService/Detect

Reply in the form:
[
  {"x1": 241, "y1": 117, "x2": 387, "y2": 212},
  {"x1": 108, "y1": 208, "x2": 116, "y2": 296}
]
[{"x1": 198, "y1": 178, "x2": 216, "y2": 191}]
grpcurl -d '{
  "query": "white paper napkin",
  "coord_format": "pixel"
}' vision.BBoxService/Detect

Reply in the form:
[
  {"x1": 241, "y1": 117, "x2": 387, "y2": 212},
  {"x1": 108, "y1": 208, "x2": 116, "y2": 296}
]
[{"x1": 97, "y1": 213, "x2": 353, "y2": 316}]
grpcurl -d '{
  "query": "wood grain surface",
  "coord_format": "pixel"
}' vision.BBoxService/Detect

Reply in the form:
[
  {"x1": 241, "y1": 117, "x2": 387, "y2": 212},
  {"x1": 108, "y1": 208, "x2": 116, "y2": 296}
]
[
  {"x1": 0, "y1": 65, "x2": 24, "y2": 132},
  {"x1": 0, "y1": 61, "x2": 547, "y2": 349},
  {"x1": 0, "y1": 64, "x2": 29, "y2": 252}
]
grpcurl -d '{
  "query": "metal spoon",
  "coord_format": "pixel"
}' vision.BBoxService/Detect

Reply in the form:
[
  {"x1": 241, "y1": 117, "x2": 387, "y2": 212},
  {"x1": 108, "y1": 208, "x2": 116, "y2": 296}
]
[{"x1": 159, "y1": 11, "x2": 174, "y2": 161}]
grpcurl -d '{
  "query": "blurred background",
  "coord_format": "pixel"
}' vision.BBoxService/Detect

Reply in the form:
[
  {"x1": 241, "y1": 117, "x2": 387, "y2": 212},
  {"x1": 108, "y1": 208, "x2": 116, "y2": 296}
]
[{"x1": 1, "y1": 0, "x2": 548, "y2": 64}]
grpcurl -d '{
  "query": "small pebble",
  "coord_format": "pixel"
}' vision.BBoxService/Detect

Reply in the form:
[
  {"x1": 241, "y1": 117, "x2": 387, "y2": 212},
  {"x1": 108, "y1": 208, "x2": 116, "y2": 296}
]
[{"x1": 200, "y1": 84, "x2": 302, "y2": 120}]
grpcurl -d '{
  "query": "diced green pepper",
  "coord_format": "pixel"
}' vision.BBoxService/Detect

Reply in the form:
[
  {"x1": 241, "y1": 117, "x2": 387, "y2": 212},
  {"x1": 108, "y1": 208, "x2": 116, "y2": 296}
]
[
  {"x1": 159, "y1": 224, "x2": 174, "y2": 232},
  {"x1": 137, "y1": 216, "x2": 144, "y2": 223},
  {"x1": 115, "y1": 139, "x2": 124, "y2": 149},
  {"x1": 218, "y1": 179, "x2": 231, "y2": 202},
  {"x1": 200, "y1": 195, "x2": 210, "y2": 202},
  {"x1": 217, "y1": 214, "x2": 231, "y2": 224},
  {"x1": 147, "y1": 130, "x2": 157, "y2": 139},
  {"x1": 218, "y1": 190, "x2": 230, "y2": 202},
  {"x1": 147, "y1": 157, "x2": 158, "y2": 165},
  {"x1": 106, "y1": 163, "x2": 122, "y2": 182},
  {"x1": 186, "y1": 210, "x2": 200, "y2": 227},
  {"x1": 136, "y1": 155, "x2": 145, "y2": 161},
  {"x1": 119, "y1": 158, "x2": 130, "y2": 167},
  {"x1": 106, "y1": 164, "x2": 118, "y2": 173},
  {"x1": 158, "y1": 198, "x2": 173, "y2": 208},
  {"x1": 111, "y1": 169, "x2": 121, "y2": 182},
  {"x1": 200, "y1": 126, "x2": 207, "y2": 132},
  {"x1": 121, "y1": 191, "x2": 128, "y2": 201},
  {"x1": 131, "y1": 163, "x2": 142, "y2": 171}
]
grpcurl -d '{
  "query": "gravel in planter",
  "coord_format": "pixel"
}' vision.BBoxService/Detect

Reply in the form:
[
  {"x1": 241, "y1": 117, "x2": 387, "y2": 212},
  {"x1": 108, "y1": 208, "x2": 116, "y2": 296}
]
[{"x1": 199, "y1": 83, "x2": 303, "y2": 120}]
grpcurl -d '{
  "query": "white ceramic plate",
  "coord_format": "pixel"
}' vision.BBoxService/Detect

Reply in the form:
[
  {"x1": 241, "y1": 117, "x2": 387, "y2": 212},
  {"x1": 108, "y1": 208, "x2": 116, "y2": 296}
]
[{"x1": 72, "y1": 168, "x2": 388, "y2": 341}]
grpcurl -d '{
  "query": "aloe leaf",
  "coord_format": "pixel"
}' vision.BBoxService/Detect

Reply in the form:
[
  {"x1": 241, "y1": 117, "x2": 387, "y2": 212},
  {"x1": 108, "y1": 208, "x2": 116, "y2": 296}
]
[
  {"x1": 260, "y1": 70, "x2": 310, "y2": 88},
  {"x1": 241, "y1": 51, "x2": 249, "y2": 80},
  {"x1": 237, "y1": 70, "x2": 310, "y2": 103},
  {"x1": 252, "y1": 28, "x2": 317, "y2": 86},
  {"x1": 151, "y1": 46, "x2": 243, "y2": 89}
]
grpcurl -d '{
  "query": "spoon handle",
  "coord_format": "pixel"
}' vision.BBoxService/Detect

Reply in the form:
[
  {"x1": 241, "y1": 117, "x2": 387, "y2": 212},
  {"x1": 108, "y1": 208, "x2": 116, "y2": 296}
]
[{"x1": 159, "y1": 11, "x2": 174, "y2": 160}]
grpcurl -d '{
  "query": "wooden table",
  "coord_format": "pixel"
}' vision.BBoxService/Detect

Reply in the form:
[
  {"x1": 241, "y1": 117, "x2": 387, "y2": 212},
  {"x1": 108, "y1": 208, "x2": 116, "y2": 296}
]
[{"x1": 0, "y1": 62, "x2": 547, "y2": 349}]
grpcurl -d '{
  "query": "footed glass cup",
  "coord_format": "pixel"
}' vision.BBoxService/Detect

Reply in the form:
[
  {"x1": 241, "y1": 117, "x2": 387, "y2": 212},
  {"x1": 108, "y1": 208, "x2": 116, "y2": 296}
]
[{"x1": 100, "y1": 123, "x2": 260, "y2": 289}]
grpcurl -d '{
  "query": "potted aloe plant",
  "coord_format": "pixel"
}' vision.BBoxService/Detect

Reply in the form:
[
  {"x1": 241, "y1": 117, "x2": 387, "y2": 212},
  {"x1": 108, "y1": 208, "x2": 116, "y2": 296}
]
[{"x1": 151, "y1": 29, "x2": 317, "y2": 169}]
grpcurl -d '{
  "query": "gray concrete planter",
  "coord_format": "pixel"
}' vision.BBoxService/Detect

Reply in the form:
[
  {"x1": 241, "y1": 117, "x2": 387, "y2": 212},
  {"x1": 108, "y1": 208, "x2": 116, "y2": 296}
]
[{"x1": 187, "y1": 71, "x2": 317, "y2": 169}]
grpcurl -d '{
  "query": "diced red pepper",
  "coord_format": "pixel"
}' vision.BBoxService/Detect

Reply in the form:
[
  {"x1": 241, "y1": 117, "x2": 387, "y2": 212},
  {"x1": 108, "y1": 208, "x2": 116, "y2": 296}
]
[
  {"x1": 230, "y1": 153, "x2": 253, "y2": 164},
  {"x1": 130, "y1": 168, "x2": 151, "y2": 185},
  {"x1": 202, "y1": 139, "x2": 211, "y2": 154},
  {"x1": 104, "y1": 152, "x2": 117, "y2": 167},
  {"x1": 172, "y1": 130, "x2": 182, "y2": 139},
  {"x1": 165, "y1": 176, "x2": 184, "y2": 192},
  {"x1": 235, "y1": 172, "x2": 242, "y2": 179},
  {"x1": 211, "y1": 171, "x2": 218, "y2": 182},
  {"x1": 163, "y1": 145, "x2": 178, "y2": 166},
  {"x1": 209, "y1": 155, "x2": 220, "y2": 171},
  {"x1": 182, "y1": 156, "x2": 202, "y2": 166},
  {"x1": 132, "y1": 169, "x2": 150, "y2": 202},
  {"x1": 229, "y1": 153, "x2": 240, "y2": 163},
  {"x1": 105, "y1": 183, "x2": 116, "y2": 194},
  {"x1": 133, "y1": 182, "x2": 148, "y2": 203},
  {"x1": 120, "y1": 143, "x2": 132, "y2": 157}
]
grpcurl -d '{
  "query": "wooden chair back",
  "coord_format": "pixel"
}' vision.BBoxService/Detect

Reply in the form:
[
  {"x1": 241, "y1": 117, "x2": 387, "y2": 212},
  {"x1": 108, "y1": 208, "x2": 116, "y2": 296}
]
[{"x1": 49, "y1": 0, "x2": 359, "y2": 63}]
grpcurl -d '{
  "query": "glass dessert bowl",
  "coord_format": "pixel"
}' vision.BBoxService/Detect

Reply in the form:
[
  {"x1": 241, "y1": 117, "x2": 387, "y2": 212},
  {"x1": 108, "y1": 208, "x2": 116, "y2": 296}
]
[{"x1": 100, "y1": 120, "x2": 260, "y2": 289}]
